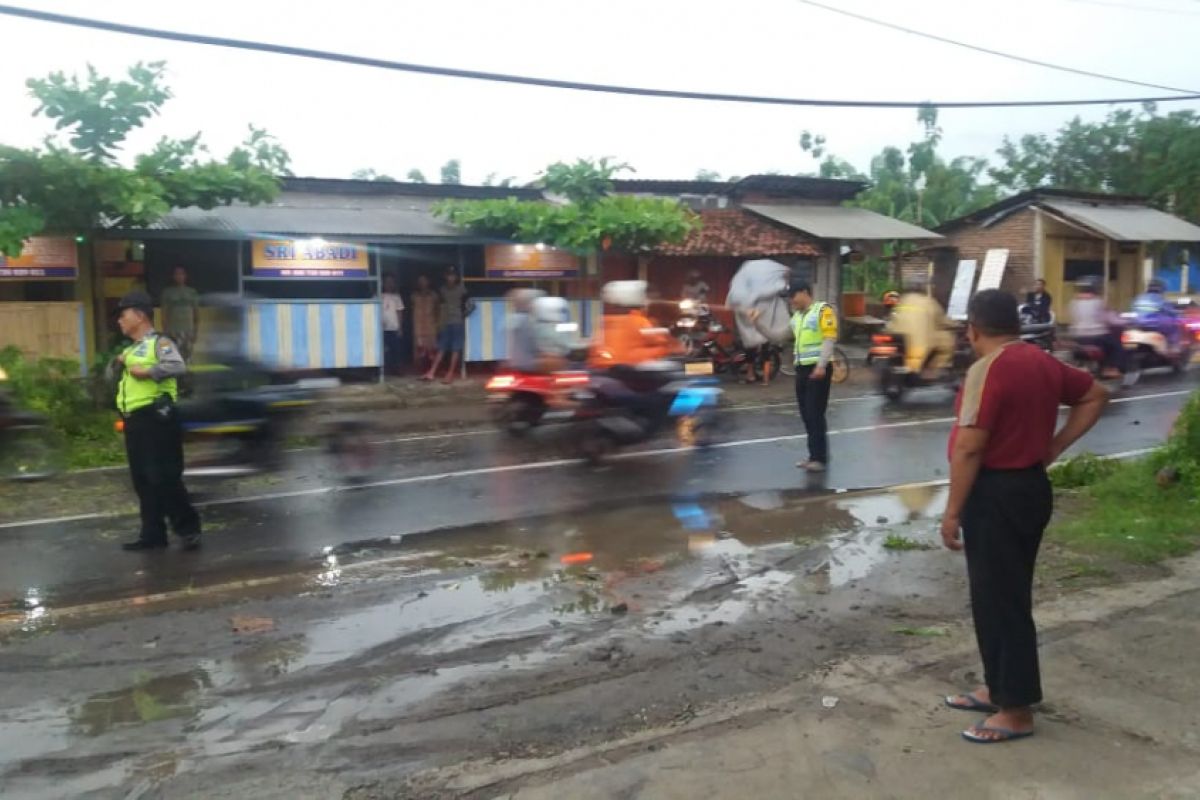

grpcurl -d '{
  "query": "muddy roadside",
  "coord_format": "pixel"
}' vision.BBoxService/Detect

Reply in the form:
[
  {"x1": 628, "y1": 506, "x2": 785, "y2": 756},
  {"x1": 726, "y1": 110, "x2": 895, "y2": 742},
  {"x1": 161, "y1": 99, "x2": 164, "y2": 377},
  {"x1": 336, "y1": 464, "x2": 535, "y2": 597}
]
[{"x1": 0, "y1": 485, "x2": 1181, "y2": 799}]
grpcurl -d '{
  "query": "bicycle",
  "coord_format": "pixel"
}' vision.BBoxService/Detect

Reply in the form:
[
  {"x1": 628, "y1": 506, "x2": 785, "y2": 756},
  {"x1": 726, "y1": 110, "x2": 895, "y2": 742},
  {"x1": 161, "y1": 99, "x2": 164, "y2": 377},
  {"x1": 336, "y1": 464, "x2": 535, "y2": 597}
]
[{"x1": 779, "y1": 345, "x2": 851, "y2": 384}]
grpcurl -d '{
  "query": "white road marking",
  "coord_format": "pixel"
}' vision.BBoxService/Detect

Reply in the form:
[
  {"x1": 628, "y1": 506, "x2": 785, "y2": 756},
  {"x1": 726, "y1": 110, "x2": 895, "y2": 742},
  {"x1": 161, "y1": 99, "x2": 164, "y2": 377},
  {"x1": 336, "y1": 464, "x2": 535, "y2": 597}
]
[{"x1": 1, "y1": 387, "x2": 1187, "y2": 530}]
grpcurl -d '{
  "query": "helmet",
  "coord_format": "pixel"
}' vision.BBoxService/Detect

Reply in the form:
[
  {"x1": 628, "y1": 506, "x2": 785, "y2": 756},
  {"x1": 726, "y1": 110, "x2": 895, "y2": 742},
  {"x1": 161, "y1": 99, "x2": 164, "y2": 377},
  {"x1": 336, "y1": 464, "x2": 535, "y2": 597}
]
[
  {"x1": 882, "y1": 290, "x2": 900, "y2": 307},
  {"x1": 1075, "y1": 276, "x2": 1100, "y2": 294},
  {"x1": 1147, "y1": 279, "x2": 1166, "y2": 294},
  {"x1": 508, "y1": 288, "x2": 544, "y2": 313},
  {"x1": 115, "y1": 290, "x2": 154, "y2": 319},
  {"x1": 531, "y1": 296, "x2": 570, "y2": 323},
  {"x1": 602, "y1": 280, "x2": 648, "y2": 308}
]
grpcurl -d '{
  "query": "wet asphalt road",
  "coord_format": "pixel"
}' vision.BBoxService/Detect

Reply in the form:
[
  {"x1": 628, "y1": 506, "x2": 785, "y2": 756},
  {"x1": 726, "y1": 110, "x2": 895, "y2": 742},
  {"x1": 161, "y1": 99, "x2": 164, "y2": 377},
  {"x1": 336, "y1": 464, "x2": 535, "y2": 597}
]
[{"x1": 0, "y1": 377, "x2": 1194, "y2": 608}]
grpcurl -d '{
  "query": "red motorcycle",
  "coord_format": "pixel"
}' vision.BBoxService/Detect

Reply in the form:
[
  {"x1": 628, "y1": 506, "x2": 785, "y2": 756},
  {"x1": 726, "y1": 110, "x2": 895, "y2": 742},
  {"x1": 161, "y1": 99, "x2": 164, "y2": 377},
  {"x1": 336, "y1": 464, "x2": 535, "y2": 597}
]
[{"x1": 486, "y1": 370, "x2": 590, "y2": 436}]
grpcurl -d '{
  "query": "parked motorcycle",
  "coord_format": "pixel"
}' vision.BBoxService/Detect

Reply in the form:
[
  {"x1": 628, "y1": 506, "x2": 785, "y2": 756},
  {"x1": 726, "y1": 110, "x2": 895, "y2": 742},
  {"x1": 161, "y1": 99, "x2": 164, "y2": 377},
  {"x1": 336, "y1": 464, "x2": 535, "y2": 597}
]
[
  {"x1": 573, "y1": 361, "x2": 724, "y2": 463},
  {"x1": 1019, "y1": 304, "x2": 1057, "y2": 352},
  {"x1": 0, "y1": 366, "x2": 63, "y2": 482},
  {"x1": 869, "y1": 329, "x2": 972, "y2": 402}
]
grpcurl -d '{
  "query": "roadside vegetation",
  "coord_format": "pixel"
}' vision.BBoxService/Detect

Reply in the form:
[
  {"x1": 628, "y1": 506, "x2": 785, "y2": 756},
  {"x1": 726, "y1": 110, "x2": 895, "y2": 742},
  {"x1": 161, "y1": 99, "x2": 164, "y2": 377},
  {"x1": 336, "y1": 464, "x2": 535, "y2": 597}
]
[
  {"x1": 0, "y1": 347, "x2": 123, "y2": 469},
  {"x1": 1049, "y1": 392, "x2": 1200, "y2": 564}
]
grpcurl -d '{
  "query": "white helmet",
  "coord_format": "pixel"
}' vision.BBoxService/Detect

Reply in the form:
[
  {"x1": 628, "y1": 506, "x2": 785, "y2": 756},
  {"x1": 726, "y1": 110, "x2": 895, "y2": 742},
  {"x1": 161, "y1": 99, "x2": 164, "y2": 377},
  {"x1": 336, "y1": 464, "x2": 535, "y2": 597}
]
[
  {"x1": 532, "y1": 296, "x2": 570, "y2": 323},
  {"x1": 602, "y1": 280, "x2": 648, "y2": 308}
]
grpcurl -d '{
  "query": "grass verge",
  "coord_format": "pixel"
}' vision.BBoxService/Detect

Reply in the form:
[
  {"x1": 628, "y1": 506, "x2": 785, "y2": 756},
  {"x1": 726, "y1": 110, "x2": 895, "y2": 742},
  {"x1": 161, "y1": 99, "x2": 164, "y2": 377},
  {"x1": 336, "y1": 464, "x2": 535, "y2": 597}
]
[{"x1": 1048, "y1": 391, "x2": 1200, "y2": 564}]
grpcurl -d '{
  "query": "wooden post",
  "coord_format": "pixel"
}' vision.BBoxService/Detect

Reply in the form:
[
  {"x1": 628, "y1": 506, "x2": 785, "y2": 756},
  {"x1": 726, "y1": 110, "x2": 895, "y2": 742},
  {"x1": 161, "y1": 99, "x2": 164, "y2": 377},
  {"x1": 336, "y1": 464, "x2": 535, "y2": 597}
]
[{"x1": 1102, "y1": 239, "x2": 1111, "y2": 304}]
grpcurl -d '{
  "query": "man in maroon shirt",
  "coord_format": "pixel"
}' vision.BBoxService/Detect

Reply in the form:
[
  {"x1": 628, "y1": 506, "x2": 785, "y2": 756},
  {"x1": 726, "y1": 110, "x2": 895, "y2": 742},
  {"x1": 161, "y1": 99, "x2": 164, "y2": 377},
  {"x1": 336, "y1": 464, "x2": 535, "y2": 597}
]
[{"x1": 941, "y1": 290, "x2": 1107, "y2": 744}]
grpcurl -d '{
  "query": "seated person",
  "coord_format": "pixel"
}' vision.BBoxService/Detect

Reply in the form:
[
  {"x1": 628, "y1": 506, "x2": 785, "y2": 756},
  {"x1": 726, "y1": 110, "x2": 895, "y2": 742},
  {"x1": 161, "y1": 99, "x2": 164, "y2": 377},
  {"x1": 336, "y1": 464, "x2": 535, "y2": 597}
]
[
  {"x1": 505, "y1": 289, "x2": 544, "y2": 373},
  {"x1": 1069, "y1": 277, "x2": 1123, "y2": 378}
]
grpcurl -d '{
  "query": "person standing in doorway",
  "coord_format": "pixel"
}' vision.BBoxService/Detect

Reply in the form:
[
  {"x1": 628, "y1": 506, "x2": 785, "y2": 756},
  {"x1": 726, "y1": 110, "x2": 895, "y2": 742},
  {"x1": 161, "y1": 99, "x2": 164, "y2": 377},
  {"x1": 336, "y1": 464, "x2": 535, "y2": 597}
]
[
  {"x1": 113, "y1": 291, "x2": 202, "y2": 552},
  {"x1": 423, "y1": 268, "x2": 472, "y2": 383},
  {"x1": 161, "y1": 266, "x2": 200, "y2": 362},
  {"x1": 380, "y1": 274, "x2": 405, "y2": 377},
  {"x1": 411, "y1": 273, "x2": 439, "y2": 372},
  {"x1": 942, "y1": 290, "x2": 1106, "y2": 743},
  {"x1": 1024, "y1": 279, "x2": 1053, "y2": 325},
  {"x1": 790, "y1": 282, "x2": 838, "y2": 472}
]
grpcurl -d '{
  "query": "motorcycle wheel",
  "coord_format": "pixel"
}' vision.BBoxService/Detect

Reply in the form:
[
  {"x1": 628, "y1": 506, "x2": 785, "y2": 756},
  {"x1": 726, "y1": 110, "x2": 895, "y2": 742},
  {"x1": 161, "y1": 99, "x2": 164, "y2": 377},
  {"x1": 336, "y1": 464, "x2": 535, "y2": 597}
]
[
  {"x1": 0, "y1": 425, "x2": 62, "y2": 482},
  {"x1": 495, "y1": 394, "x2": 544, "y2": 437},
  {"x1": 878, "y1": 365, "x2": 904, "y2": 402},
  {"x1": 578, "y1": 427, "x2": 616, "y2": 466},
  {"x1": 326, "y1": 419, "x2": 382, "y2": 484}
]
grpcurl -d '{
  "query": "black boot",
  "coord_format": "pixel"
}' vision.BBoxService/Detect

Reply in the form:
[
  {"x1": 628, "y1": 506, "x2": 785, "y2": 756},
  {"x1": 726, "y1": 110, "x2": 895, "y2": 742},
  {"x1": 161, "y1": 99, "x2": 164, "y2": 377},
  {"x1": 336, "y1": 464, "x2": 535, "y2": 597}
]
[{"x1": 122, "y1": 539, "x2": 169, "y2": 552}]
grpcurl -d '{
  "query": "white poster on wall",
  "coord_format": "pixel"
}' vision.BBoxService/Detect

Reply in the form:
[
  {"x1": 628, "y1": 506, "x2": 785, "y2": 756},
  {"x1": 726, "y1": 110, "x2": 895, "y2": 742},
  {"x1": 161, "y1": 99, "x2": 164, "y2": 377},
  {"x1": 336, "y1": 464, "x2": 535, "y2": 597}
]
[
  {"x1": 977, "y1": 248, "x2": 1010, "y2": 292},
  {"x1": 947, "y1": 259, "x2": 978, "y2": 321}
]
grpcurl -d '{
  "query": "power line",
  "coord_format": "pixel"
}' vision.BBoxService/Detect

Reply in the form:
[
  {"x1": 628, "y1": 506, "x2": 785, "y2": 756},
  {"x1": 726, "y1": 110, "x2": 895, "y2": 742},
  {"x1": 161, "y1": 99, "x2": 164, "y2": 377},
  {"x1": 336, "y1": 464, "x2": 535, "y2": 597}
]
[
  {"x1": 1066, "y1": 0, "x2": 1200, "y2": 14},
  {"x1": 795, "y1": 0, "x2": 1198, "y2": 94},
  {"x1": 1, "y1": 3, "x2": 1198, "y2": 110}
]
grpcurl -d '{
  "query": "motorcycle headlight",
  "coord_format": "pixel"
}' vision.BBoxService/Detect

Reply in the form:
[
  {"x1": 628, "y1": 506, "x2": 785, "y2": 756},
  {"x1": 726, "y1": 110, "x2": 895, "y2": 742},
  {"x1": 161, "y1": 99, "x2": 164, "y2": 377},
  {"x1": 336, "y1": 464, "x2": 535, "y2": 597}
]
[{"x1": 0, "y1": 366, "x2": 7, "y2": 381}]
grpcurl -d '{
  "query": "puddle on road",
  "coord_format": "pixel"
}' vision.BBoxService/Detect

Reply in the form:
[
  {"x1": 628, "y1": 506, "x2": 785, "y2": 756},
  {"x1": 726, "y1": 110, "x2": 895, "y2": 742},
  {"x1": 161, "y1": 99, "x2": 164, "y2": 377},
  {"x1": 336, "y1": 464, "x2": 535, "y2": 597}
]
[
  {"x1": 71, "y1": 669, "x2": 211, "y2": 737},
  {"x1": 0, "y1": 481, "x2": 952, "y2": 796}
]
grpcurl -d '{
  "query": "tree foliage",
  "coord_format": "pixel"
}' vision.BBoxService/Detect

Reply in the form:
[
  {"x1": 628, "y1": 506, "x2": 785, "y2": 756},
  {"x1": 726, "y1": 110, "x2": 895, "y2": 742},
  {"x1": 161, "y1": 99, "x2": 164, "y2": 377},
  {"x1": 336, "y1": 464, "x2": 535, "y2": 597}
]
[
  {"x1": 434, "y1": 158, "x2": 697, "y2": 252},
  {"x1": 406, "y1": 168, "x2": 427, "y2": 183},
  {"x1": 0, "y1": 61, "x2": 289, "y2": 255},
  {"x1": 990, "y1": 105, "x2": 1200, "y2": 221},
  {"x1": 801, "y1": 106, "x2": 999, "y2": 229},
  {"x1": 440, "y1": 158, "x2": 462, "y2": 185},
  {"x1": 351, "y1": 168, "x2": 395, "y2": 181}
]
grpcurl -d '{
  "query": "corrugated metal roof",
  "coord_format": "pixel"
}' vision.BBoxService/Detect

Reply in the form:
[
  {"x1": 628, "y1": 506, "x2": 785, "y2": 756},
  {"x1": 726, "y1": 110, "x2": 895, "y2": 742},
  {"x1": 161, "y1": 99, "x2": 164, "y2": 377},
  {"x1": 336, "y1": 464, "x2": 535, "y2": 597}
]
[
  {"x1": 1040, "y1": 199, "x2": 1200, "y2": 242},
  {"x1": 744, "y1": 204, "x2": 940, "y2": 241},
  {"x1": 125, "y1": 191, "x2": 468, "y2": 240}
]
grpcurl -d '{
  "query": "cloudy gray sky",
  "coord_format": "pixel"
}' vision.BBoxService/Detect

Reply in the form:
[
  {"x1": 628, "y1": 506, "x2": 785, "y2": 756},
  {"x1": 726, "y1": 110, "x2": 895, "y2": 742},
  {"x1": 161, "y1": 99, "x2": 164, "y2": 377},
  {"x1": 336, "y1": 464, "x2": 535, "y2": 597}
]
[{"x1": 2, "y1": 0, "x2": 1198, "y2": 184}]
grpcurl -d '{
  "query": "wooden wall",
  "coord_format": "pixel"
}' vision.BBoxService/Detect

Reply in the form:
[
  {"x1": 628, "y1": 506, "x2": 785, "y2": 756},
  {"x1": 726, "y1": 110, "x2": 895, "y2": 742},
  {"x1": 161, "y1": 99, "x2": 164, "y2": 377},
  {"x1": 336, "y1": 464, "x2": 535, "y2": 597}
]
[{"x1": 0, "y1": 302, "x2": 84, "y2": 363}]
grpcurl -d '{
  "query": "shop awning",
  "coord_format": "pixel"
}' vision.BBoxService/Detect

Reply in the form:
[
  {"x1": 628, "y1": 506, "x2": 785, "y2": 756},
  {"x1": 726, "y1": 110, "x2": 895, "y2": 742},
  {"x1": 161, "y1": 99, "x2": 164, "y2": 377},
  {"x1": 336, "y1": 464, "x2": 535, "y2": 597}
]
[
  {"x1": 117, "y1": 191, "x2": 469, "y2": 241},
  {"x1": 744, "y1": 204, "x2": 940, "y2": 241},
  {"x1": 1040, "y1": 200, "x2": 1200, "y2": 242}
]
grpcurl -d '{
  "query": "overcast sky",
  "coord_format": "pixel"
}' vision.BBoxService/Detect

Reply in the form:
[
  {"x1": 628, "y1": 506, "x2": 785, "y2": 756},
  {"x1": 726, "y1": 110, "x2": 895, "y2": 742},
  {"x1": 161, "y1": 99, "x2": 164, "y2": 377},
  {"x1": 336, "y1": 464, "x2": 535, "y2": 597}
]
[{"x1": 2, "y1": 0, "x2": 1198, "y2": 184}]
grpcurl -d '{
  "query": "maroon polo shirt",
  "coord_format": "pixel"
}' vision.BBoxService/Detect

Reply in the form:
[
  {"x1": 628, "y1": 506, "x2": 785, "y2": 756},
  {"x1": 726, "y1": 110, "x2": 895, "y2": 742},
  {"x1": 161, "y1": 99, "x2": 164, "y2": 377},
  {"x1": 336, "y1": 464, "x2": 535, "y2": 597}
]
[{"x1": 949, "y1": 341, "x2": 1094, "y2": 469}]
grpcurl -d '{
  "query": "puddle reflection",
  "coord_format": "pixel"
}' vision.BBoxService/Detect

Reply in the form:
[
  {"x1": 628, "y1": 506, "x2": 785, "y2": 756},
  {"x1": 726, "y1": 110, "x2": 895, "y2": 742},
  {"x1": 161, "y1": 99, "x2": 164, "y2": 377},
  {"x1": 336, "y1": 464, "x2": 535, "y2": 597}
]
[{"x1": 71, "y1": 669, "x2": 210, "y2": 737}]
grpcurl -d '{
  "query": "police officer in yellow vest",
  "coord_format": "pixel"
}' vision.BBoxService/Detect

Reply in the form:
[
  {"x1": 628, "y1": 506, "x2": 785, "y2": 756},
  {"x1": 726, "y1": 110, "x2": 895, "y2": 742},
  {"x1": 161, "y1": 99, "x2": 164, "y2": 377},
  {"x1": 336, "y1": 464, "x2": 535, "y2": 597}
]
[
  {"x1": 790, "y1": 282, "x2": 839, "y2": 473},
  {"x1": 114, "y1": 291, "x2": 201, "y2": 552}
]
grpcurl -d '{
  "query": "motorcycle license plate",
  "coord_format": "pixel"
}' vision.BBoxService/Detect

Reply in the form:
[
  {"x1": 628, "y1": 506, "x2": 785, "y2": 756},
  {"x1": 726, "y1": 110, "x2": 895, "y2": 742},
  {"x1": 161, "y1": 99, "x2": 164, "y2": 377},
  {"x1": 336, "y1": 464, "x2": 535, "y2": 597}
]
[
  {"x1": 685, "y1": 361, "x2": 714, "y2": 376},
  {"x1": 1123, "y1": 342, "x2": 1138, "y2": 350}
]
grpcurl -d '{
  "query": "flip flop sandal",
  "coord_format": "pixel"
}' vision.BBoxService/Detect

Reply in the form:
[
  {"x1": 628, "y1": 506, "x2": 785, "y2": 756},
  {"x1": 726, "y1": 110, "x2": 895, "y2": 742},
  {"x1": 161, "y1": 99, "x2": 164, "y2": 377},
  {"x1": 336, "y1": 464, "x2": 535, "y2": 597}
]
[
  {"x1": 961, "y1": 724, "x2": 1034, "y2": 744},
  {"x1": 945, "y1": 694, "x2": 999, "y2": 713}
]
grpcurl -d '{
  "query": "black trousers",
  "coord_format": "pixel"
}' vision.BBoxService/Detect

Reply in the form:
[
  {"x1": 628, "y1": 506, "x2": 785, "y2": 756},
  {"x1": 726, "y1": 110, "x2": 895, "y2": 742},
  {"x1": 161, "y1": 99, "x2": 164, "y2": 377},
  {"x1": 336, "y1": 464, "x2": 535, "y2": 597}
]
[
  {"x1": 794, "y1": 363, "x2": 833, "y2": 463},
  {"x1": 124, "y1": 404, "x2": 201, "y2": 544},
  {"x1": 383, "y1": 329, "x2": 403, "y2": 374},
  {"x1": 963, "y1": 465, "x2": 1053, "y2": 708}
]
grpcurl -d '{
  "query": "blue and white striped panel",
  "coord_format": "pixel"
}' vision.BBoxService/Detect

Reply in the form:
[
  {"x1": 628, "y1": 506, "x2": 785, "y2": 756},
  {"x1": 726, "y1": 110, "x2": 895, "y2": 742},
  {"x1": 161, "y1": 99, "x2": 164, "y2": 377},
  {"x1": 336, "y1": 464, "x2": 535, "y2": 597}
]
[
  {"x1": 246, "y1": 302, "x2": 381, "y2": 369},
  {"x1": 466, "y1": 299, "x2": 508, "y2": 362}
]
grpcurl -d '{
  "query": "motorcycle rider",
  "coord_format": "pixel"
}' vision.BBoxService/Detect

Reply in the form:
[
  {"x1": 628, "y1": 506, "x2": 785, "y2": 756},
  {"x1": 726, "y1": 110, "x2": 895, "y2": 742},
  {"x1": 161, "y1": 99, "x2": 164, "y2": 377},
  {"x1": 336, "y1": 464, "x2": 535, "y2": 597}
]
[
  {"x1": 1068, "y1": 277, "x2": 1123, "y2": 379},
  {"x1": 590, "y1": 280, "x2": 677, "y2": 369},
  {"x1": 889, "y1": 277, "x2": 955, "y2": 379},
  {"x1": 531, "y1": 295, "x2": 578, "y2": 369},
  {"x1": 505, "y1": 288, "x2": 544, "y2": 373},
  {"x1": 1132, "y1": 279, "x2": 1182, "y2": 350},
  {"x1": 589, "y1": 280, "x2": 680, "y2": 420}
]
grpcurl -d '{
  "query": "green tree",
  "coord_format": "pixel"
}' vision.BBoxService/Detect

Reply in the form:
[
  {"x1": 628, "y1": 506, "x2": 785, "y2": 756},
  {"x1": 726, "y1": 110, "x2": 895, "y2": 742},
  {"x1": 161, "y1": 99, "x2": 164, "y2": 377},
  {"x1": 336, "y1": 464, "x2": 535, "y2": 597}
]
[
  {"x1": 695, "y1": 169, "x2": 722, "y2": 181},
  {"x1": 351, "y1": 168, "x2": 395, "y2": 181},
  {"x1": 434, "y1": 158, "x2": 696, "y2": 252},
  {"x1": 0, "y1": 61, "x2": 289, "y2": 256},
  {"x1": 990, "y1": 105, "x2": 1200, "y2": 222},
  {"x1": 800, "y1": 108, "x2": 997, "y2": 228},
  {"x1": 405, "y1": 168, "x2": 427, "y2": 183},
  {"x1": 440, "y1": 158, "x2": 462, "y2": 185}
]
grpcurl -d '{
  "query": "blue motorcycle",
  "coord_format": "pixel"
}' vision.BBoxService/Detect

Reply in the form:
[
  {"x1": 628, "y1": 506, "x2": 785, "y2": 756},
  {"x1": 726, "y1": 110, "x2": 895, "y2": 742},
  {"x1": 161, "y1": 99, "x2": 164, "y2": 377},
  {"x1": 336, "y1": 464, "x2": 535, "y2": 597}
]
[{"x1": 573, "y1": 361, "x2": 724, "y2": 463}]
